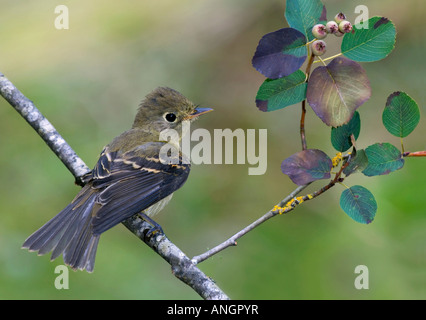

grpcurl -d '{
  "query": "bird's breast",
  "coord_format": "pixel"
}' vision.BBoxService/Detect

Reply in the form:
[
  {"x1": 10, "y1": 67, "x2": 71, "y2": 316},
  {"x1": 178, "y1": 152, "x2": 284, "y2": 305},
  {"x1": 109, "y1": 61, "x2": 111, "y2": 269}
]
[{"x1": 143, "y1": 193, "x2": 174, "y2": 217}]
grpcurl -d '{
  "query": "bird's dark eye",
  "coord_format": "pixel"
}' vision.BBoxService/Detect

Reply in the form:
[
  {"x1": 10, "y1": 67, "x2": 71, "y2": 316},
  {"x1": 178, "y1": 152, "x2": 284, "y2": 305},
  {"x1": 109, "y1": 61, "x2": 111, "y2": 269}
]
[{"x1": 164, "y1": 112, "x2": 177, "y2": 123}]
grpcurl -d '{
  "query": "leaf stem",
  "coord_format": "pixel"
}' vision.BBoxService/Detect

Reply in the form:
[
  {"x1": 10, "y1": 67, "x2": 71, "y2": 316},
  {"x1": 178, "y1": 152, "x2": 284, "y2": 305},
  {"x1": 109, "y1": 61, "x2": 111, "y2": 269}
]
[
  {"x1": 301, "y1": 100, "x2": 308, "y2": 150},
  {"x1": 306, "y1": 39, "x2": 317, "y2": 46},
  {"x1": 338, "y1": 181, "x2": 350, "y2": 189},
  {"x1": 300, "y1": 53, "x2": 315, "y2": 151},
  {"x1": 317, "y1": 56, "x2": 327, "y2": 67},
  {"x1": 313, "y1": 52, "x2": 343, "y2": 64}
]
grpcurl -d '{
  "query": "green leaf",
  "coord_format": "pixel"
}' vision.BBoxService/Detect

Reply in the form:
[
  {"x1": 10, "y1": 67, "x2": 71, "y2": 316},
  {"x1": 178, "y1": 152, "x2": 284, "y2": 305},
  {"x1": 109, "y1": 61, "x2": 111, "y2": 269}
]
[
  {"x1": 307, "y1": 57, "x2": 371, "y2": 127},
  {"x1": 285, "y1": 0, "x2": 327, "y2": 42},
  {"x1": 341, "y1": 16, "x2": 396, "y2": 62},
  {"x1": 362, "y1": 142, "x2": 404, "y2": 176},
  {"x1": 382, "y1": 91, "x2": 420, "y2": 138},
  {"x1": 281, "y1": 149, "x2": 332, "y2": 185},
  {"x1": 256, "y1": 70, "x2": 307, "y2": 112},
  {"x1": 343, "y1": 149, "x2": 368, "y2": 177},
  {"x1": 331, "y1": 111, "x2": 361, "y2": 152},
  {"x1": 252, "y1": 28, "x2": 307, "y2": 79},
  {"x1": 340, "y1": 185, "x2": 377, "y2": 224}
]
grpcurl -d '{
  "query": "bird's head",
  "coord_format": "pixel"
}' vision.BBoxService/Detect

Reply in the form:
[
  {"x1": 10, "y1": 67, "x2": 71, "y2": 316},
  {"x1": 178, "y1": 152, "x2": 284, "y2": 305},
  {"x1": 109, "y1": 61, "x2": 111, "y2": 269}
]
[{"x1": 133, "y1": 87, "x2": 212, "y2": 137}]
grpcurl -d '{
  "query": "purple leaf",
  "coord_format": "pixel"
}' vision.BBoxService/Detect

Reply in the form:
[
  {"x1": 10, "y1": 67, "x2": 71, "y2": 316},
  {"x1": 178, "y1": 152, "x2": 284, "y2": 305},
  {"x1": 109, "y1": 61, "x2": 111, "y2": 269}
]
[
  {"x1": 281, "y1": 149, "x2": 332, "y2": 185},
  {"x1": 307, "y1": 57, "x2": 371, "y2": 127},
  {"x1": 252, "y1": 28, "x2": 307, "y2": 79}
]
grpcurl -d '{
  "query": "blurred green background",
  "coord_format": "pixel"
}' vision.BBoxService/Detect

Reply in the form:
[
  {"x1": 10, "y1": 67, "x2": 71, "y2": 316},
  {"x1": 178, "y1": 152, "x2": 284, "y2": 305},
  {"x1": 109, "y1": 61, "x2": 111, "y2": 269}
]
[{"x1": 0, "y1": 0, "x2": 425, "y2": 299}]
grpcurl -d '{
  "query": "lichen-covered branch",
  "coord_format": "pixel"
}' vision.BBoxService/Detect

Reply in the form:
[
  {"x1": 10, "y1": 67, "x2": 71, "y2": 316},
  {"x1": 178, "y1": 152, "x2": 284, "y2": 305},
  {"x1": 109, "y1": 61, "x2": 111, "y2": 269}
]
[
  {"x1": 0, "y1": 72, "x2": 90, "y2": 186},
  {"x1": 123, "y1": 216, "x2": 229, "y2": 300},
  {"x1": 191, "y1": 183, "x2": 310, "y2": 264},
  {"x1": 0, "y1": 71, "x2": 229, "y2": 300},
  {"x1": 192, "y1": 154, "x2": 349, "y2": 264}
]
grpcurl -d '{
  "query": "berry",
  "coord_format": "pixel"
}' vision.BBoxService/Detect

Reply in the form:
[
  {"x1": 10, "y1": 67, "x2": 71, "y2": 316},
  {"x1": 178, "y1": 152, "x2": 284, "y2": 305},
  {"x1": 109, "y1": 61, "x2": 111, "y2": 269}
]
[
  {"x1": 334, "y1": 30, "x2": 345, "y2": 37},
  {"x1": 334, "y1": 13, "x2": 347, "y2": 24},
  {"x1": 325, "y1": 21, "x2": 339, "y2": 34},
  {"x1": 339, "y1": 20, "x2": 353, "y2": 33},
  {"x1": 311, "y1": 40, "x2": 327, "y2": 56},
  {"x1": 312, "y1": 24, "x2": 327, "y2": 39}
]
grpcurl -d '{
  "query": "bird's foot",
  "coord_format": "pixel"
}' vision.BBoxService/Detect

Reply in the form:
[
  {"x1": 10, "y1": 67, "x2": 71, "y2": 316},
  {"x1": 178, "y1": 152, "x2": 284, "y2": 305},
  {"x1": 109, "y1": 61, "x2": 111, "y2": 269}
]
[{"x1": 138, "y1": 213, "x2": 164, "y2": 239}]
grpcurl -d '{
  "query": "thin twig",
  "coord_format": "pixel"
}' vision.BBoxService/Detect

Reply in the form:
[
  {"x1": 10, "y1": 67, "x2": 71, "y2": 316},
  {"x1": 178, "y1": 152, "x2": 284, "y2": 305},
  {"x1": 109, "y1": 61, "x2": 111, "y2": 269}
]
[
  {"x1": 191, "y1": 184, "x2": 310, "y2": 264},
  {"x1": 403, "y1": 151, "x2": 426, "y2": 157},
  {"x1": 271, "y1": 160, "x2": 348, "y2": 215},
  {"x1": 192, "y1": 153, "x2": 352, "y2": 265}
]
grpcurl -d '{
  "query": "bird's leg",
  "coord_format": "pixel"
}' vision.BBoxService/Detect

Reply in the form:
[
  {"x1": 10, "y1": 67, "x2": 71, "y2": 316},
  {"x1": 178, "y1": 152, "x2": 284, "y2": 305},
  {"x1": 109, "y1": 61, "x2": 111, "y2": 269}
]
[{"x1": 138, "y1": 213, "x2": 164, "y2": 239}]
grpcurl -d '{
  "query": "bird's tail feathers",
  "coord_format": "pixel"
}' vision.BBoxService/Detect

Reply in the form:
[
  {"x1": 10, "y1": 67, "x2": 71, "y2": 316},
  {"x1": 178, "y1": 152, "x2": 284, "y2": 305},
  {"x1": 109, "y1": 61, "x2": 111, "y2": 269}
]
[{"x1": 22, "y1": 187, "x2": 100, "y2": 272}]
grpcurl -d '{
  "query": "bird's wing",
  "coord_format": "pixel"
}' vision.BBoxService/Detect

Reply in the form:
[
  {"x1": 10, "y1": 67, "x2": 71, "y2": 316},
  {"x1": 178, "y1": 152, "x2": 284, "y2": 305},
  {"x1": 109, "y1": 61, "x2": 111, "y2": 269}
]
[{"x1": 88, "y1": 143, "x2": 190, "y2": 235}]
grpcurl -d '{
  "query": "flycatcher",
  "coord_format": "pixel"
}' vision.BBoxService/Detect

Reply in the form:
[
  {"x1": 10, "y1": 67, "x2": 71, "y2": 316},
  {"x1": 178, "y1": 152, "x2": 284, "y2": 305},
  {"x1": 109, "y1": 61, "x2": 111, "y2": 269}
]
[{"x1": 22, "y1": 87, "x2": 212, "y2": 272}]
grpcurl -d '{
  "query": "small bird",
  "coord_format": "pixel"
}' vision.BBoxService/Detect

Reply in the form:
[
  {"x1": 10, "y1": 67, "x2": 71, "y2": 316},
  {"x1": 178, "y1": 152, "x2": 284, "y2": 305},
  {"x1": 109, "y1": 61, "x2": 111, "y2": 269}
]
[{"x1": 22, "y1": 87, "x2": 212, "y2": 272}]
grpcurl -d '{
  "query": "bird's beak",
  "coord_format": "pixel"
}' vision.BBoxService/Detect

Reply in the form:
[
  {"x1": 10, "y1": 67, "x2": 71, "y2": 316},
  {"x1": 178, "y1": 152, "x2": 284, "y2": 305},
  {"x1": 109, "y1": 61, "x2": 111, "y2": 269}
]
[{"x1": 187, "y1": 107, "x2": 213, "y2": 120}]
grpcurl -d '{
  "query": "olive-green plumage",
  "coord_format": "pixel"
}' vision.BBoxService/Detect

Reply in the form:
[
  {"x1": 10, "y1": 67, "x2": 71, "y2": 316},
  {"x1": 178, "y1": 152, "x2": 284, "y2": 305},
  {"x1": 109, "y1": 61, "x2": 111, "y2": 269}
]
[{"x1": 22, "y1": 87, "x2": 212, "y2": 272}]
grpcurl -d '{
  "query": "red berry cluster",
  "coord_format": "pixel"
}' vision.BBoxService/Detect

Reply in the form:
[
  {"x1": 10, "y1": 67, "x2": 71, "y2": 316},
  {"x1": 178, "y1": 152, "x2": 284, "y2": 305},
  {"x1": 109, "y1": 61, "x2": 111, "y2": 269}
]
[{"x1": 311, "y1": 13, "x2": 353, "y2": 56}]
